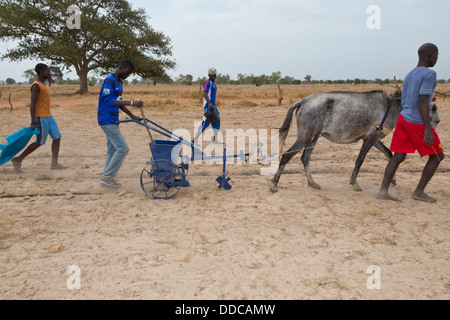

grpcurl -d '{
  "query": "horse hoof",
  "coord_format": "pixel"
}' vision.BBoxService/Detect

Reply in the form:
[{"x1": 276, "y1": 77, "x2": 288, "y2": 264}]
[
  {"x1": 309, "y1": 183, "x2": 322, "y2": 190},
  {"x1": 352, "y1": 184, "x2": 363, "y2": 192},
  {"x1": 270, "y1": 186, "x2": 278, "y2": 193}
]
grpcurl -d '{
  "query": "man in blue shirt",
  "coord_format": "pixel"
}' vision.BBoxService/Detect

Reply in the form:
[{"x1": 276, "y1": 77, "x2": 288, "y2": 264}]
[
  {"x1": 193, "y1": 68, "x2": 222, "y2": 145},
  {"x1": 377, "y1": 43, "x2": 444, "y2": 202},
  {"x1": 98, "y1": 59, "x2": 143, "y2": 188}
]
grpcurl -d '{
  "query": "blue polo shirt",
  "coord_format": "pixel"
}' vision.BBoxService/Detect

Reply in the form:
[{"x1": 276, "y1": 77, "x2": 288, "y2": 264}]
[
  {"x1": 97, "y1": 74, "x2": 123, "y2": 126},
  {"x1": 400, "y1": 67, "x2": 437, "y2": 125},
  {"x1": 203, "y1": 79, "x2": 217, "y2": 110}
]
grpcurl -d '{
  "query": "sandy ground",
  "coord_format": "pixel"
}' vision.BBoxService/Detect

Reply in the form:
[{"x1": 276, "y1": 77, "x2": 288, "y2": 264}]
[{"x1": 0, "y1": 85, "x2": 449, "y2": 300}]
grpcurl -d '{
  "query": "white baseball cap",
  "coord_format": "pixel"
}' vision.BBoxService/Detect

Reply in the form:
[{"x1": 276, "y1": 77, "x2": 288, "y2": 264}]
[{"x1": 208, "y1": 68, "x2": 217, "y2": 75}]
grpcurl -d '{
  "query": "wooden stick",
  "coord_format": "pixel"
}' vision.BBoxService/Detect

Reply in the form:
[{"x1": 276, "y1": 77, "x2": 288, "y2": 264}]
[
  {"x1": 277, "y1": 84, "x2": 283, "y2": 106},
  {"x1": 434, "y1": 91, "x2": 450, "y2": 101},
  {"x1": 139, "y1": 106, "x2": 154, "y2": 143},
  {"x1": 8, "y1": 93, "x2": 13, "y2": 111}
]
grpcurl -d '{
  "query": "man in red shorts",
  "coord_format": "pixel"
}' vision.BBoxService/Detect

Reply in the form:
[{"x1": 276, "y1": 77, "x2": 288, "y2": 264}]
[{"x1": 377, "y1": 43, "x2": 444, "y2": 202}]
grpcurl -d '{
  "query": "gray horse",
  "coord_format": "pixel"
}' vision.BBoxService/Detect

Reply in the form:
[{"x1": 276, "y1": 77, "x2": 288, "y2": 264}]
[{"x1": 271, "y1": 90, "x2": 439, "y2": 193}]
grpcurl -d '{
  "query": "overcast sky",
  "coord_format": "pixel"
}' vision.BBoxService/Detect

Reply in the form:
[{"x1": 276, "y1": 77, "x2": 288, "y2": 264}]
[{"x1": 1, "y1": 0, "x2": 449, "y2": 82}]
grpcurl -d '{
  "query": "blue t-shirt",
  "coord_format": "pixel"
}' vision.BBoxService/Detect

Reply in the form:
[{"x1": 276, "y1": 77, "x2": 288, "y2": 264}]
[
  {"x1": 203, "y1": 79, "x2": 217, "y2": 110},
  {"x1": 400, "y1": 67, "x2": 437, "y2": 124},
  {"x1": 97, "y1": 74, "x2": 123, "y2": 126}
]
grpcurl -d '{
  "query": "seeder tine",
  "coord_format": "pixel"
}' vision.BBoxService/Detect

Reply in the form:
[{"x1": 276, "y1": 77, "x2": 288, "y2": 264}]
[
  {"x1": 224, "y1": 177, "x2": 232, "y2": 190},
  {"x1": 216, "y1": 176, "x2": 224, "y2": 188},
  {"x1": 216, "y1": 175, "x2": 232, "y2": 190}
]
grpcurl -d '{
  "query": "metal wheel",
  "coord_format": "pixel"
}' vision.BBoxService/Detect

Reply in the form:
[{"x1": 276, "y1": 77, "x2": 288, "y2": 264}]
[{"x1": 140, "y1": 159, "x2": 184, "y2": 199}]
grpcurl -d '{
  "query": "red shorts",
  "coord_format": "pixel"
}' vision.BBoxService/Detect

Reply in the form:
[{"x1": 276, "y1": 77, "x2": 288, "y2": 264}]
[{"x1": 390, "y1": 114, "x2": 444, "y2": 157}]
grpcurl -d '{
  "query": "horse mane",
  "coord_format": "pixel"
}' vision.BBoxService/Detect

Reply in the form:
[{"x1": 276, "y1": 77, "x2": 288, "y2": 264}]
[{"x1": 327, "y1": 90, "x2": 386, "y2": 95}]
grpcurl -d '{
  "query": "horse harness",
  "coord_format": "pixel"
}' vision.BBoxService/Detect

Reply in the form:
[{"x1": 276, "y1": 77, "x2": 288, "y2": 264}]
[{"x1": 376, "y1": 97, "x2": 392, "y2": 132}]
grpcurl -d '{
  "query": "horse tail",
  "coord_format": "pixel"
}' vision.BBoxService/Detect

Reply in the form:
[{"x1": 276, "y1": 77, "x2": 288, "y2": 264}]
[{"x1": 278, "y1": 99, "x2": 303, "y2": 156}]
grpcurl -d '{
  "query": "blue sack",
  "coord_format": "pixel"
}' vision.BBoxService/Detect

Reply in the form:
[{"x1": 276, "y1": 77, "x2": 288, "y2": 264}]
[{"x1": 0, "y1": 127, "x2": 40, "y2": 166}]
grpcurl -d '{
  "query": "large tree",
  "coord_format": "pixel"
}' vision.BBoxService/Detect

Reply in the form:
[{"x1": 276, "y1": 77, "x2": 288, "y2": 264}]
[{"x1": 0, "y1": 0, "x2": 175, "y2": 94}]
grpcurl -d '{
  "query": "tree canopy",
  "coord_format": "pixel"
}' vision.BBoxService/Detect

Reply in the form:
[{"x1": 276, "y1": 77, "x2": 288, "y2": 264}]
[
  {"x1": 0, "y1": 0, "x2": 175, "y2": 94},
  {"x1": 22, "y1": 69, "x2": 37, "y2": 84}
]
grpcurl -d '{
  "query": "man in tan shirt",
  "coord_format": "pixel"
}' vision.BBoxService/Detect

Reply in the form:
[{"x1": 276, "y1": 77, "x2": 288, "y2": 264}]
[{"x1": 12, "y1": 63, "x2": 66, "y2": 171}]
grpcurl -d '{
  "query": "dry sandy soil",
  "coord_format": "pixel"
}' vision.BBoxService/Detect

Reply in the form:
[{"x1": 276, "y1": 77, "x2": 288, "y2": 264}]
[{"x1": 0, "y1": 84, "x2": 449, "y2": 300}]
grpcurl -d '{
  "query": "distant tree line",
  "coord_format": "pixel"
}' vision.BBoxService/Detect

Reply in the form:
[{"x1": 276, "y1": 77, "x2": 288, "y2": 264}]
[
  {"x1": 146, "y1": 72, "x2": 450, "y2": 86},
  {"x1": 2, "y1": 70, "x2": 450, "y2": 86}
]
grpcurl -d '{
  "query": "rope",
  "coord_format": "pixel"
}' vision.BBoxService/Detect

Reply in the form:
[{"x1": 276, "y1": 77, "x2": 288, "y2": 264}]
[
  {"x1": 278, "y1": 146, "x2": 316, "y2": 157},
  {"x1": 376, "y1": 97, "x2": 391, "y2": 131},
  {"x1": 432, "y1": 146, "x2": 443, "y2": 163},
  {"x1": 249, "y1": 146, "x2": 315, "y2": 161}
]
